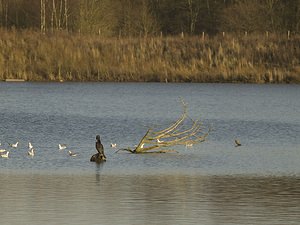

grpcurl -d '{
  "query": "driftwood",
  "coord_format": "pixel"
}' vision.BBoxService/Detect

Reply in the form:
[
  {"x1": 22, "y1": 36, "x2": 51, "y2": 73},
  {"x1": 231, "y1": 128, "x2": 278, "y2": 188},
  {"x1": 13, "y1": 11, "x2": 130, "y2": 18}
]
[
  {"x1": 90, "y1": 152, "x2": 106, "y2": 163},
  {"x1": 117, "y1": 99, "x2": 210, "y2": 154}
]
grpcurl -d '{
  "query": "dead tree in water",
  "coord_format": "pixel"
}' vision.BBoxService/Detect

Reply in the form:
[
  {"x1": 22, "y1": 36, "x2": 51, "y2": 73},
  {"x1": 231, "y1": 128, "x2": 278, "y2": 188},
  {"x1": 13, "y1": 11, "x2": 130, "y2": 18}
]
[{"x1": 118, "y1": 100, "x2": 210, "y2": 154}]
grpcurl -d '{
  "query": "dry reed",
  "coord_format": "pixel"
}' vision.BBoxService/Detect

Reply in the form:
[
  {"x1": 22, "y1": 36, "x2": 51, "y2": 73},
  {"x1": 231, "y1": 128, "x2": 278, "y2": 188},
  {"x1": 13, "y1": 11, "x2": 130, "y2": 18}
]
[{"x1": 0, "y1": 29, "x2": 299, "y2": 83}]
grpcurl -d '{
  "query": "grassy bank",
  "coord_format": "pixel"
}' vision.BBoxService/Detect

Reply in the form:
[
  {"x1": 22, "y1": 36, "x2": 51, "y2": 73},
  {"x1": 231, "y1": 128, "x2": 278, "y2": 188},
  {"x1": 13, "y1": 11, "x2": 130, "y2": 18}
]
[{"x1": 0, "y1": 29, "x2": 299, "y2": 83}]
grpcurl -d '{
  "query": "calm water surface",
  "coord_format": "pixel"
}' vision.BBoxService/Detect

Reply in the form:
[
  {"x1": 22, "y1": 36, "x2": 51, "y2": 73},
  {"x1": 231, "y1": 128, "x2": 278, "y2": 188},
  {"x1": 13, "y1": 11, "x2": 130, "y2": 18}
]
[{"x1": 0, "y1": 82, "x2": 300, "y2": 225}]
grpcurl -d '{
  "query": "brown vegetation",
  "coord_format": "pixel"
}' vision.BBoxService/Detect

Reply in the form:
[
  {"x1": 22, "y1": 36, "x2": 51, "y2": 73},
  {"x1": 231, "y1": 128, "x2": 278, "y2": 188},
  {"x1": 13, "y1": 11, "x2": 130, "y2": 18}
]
[{"x1": 0, "y1": 29, "x2": 299, "y2": 83}]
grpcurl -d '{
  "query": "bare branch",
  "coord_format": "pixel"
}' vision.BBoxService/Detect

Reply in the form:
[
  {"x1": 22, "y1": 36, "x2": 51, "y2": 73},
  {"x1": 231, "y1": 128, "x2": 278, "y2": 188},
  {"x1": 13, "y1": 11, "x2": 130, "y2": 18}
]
[
  {"x1": 150, "y1": 99, "x2": 188, "y2": 138},
  {"x1": 122, "y1": 99, "x2": 210, "y2": 154}
]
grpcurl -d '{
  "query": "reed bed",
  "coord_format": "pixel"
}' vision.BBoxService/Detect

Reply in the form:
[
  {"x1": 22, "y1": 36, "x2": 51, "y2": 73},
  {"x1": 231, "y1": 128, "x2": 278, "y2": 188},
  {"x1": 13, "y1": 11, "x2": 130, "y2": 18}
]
[{"x1": 0, "y1": 29, "x2": 299, "y2": 83}]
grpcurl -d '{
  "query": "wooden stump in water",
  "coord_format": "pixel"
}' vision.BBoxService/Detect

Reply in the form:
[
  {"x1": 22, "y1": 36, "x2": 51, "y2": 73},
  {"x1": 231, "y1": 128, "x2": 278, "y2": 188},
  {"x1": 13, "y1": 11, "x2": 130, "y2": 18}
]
[{"x1": 90, "y1": 153, "x2": 106, "y2": 163}]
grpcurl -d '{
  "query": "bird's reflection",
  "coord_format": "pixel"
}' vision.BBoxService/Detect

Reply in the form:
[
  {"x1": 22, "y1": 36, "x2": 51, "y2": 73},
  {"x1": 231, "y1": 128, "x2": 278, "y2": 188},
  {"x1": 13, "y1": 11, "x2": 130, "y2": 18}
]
[{"x1": 95, "y1": 161, "x2": 105, "y2": 183}]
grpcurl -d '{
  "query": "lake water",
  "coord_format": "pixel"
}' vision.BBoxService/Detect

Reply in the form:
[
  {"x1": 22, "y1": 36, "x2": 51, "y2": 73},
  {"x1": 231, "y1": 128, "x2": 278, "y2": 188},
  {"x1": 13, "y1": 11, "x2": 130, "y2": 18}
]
[{"x1": 0, "y1": 82, "x2": 300, "y2": 225}]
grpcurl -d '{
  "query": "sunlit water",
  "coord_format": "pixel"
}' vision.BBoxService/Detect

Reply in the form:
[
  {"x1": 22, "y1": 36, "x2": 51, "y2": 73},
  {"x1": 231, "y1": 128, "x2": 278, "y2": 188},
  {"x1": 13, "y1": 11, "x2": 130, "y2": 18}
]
[{"x1": 0, "y1": 82, "x2": 300, "y2": 225}]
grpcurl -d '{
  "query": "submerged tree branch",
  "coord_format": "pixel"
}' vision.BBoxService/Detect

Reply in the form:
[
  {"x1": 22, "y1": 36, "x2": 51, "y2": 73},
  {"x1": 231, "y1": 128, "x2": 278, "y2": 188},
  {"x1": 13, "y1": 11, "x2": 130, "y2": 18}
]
[{"x1": 119, "y1": 99, "x2": 210, "y2": 154}]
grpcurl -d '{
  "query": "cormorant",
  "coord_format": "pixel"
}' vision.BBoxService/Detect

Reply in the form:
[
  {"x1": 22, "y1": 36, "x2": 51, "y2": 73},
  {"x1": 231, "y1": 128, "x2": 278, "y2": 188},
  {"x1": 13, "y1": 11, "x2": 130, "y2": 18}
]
[{"x1": 90, "y1": 135, "x2": 106, "y2": 162}]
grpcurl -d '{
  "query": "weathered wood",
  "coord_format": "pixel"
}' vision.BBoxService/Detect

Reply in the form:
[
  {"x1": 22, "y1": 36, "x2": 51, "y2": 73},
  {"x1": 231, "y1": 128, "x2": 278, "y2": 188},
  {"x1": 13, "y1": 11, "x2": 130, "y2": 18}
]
[
  {"x1": 90, "y1": 153, "x2": 106, "y2": 163},
  {"x1": 119, "y1": 99, "x2": 210, "y2": 154}
]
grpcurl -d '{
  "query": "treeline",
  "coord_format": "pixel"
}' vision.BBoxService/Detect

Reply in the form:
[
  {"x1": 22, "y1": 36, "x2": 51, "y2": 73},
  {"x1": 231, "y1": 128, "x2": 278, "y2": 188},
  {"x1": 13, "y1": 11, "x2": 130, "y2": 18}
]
[
  {"x1": 1, "y1": 30, "x2": 299, "y2": 83},
  {"x1": 0, "y1": 0, "x2": 299, "y2": 36}
]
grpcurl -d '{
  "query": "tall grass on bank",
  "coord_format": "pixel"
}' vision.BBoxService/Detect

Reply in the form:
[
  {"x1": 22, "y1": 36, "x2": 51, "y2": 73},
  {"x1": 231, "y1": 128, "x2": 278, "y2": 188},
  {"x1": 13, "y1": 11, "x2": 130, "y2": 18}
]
[{"x1": 0, "y1": 29, "x2": 299, "y2": 83}]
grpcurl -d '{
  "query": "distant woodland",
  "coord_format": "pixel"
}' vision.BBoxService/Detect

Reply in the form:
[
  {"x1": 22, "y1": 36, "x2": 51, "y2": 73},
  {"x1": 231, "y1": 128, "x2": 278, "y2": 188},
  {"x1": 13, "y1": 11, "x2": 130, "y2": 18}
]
[
  {"x1": 0, "y1": 0, "x2": 299, "y2": 83},
  {"x1": 1, "y1": 0, "x2": 299, "y2": 36}
]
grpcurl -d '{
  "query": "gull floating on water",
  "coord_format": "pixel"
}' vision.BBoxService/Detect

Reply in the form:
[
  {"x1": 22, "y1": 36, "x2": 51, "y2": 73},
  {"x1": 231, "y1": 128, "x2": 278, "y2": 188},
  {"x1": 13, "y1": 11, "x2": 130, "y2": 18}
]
[
  {"x1": 9, "y1": 142, "x2": 19, "y2": 148},
  {"x1": 28, "y1": 148, "x2": 35, "y2": 157},
  {"x1": 28, "y1": 142, "x2": 33, "y2": 149},
  {"x1": 1, "y1": 151, "x2": 9, "y2": 158},
  {"x1": 157, "y1": 139, "x2": 163, "y2": 143},
  {"x1": 134, "y1": 143, "x2": 145, "y2": 149},
  {"x1": 185, "y1": 143, "x2": 193, "y2": 148},
  {"x1": 110, "y1": 143, "x2": 117, "y2": 148},
  {"x1": 235, "y1": 139, "x2": 242, "y2": 147},
  {"x1": 68, "y1": 150, "x2": 77, "y2": 157},
  {"x1": 58, "y1": 144, "x2": 67, "y2": 150},
  {"x1": 0, "y1": 149, "x2": 6, "y2": 153}
]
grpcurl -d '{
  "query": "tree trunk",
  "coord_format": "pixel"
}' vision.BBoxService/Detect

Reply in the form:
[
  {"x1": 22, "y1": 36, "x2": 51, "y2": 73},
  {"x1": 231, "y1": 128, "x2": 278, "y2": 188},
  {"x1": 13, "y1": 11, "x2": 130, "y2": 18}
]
[
  {"x1": 64, "y1": 0, "x2": 68, "y2": 31},
  {"x1": 51, "y1": 0, "x2": 58, "y2": 31},
  {"x1": 41, "y1": 0, "x2": 46, "y2": 33}
]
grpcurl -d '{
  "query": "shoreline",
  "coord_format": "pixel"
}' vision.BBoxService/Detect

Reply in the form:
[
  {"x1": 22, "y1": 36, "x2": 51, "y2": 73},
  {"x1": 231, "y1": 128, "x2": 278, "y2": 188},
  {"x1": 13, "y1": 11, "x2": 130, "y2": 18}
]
[{"x1": 1, "y1": 80, "x2": 299, "y2": 84}]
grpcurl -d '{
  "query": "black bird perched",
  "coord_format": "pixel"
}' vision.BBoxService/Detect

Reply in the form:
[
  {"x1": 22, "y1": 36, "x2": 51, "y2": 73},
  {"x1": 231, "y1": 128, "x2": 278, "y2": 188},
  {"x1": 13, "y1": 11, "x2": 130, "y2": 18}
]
[
  {"x1": 96, "y1": 135, "x2": 104, "y2": 155},
  {"x1": 90, "y1": 135, "x2": 106, "y2": 162}
]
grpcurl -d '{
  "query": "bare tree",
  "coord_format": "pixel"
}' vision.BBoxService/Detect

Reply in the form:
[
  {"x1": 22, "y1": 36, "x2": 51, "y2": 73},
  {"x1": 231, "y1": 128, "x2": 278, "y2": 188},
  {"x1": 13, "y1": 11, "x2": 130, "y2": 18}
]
[
  {"x1": 51, "y1": 0, "x2": 68, "y2": 31},
  {"x1": 186, "y1": 0, "x2": 201, "y2": 35},
  {"x1": 64, "y1": 0, "x2": 68, "y2": 31},
  {"x1": 138, "y1": 0, "x2": 160, "y2": 36},
  {"x1": 77, "y1": 0, "x2": 117, "y2": 36},
  {"x1": 220, "y1": 0, "x2": 267, "y2": 32},
  {"x1": 51, "y1": 0, "x2": 57, "y2": 31},
  {"x1": 40, "y1": 0, "x2": 46, "y2": 33},
  {"x1": 264, "y1": 0, "x2": 281, "y2": 32},
  {"x1": 118, "y1": 100, "x2": 210, "y2": 154}
]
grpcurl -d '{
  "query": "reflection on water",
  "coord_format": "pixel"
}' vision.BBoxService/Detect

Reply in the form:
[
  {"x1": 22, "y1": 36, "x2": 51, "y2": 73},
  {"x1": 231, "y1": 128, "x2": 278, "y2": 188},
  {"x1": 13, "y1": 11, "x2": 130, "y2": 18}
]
[{"x1": 1, "y1": 173, "x2": 300, "y2": 225}]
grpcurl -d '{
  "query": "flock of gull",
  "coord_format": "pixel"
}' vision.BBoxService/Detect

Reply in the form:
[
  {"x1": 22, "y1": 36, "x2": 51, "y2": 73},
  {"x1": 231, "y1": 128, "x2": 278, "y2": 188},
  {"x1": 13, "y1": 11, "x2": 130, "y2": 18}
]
[
  {"x1": 0, "y1": 141, "x2": 119, "y2": 159},
  {"x1": 0, "y1": 139, "x2": 241, "y2": 159},
  {"x1": 0, "y1": 141, "x2": 78, "y2": 159}
]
